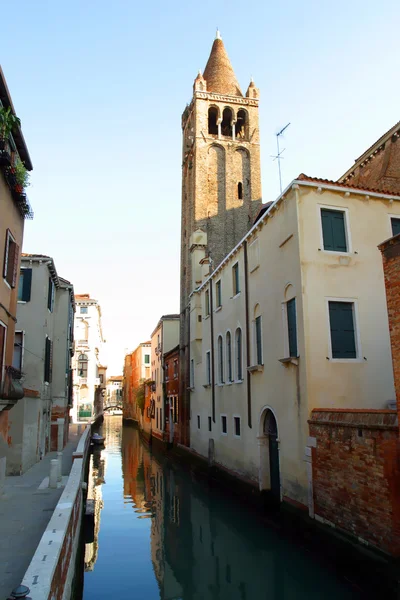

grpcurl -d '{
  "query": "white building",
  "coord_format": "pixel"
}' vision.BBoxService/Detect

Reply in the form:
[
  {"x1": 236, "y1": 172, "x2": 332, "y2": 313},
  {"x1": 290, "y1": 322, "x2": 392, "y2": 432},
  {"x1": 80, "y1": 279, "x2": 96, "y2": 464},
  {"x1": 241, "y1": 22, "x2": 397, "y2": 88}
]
[
  {"x1": 106, "y1": 375, "x2": 123, "y2": 410},
  {"x1": 72, "y1": 294, "x2": 105, "y2": 423},
  {"x1": 150, "y1": 315, "x2": 180, "y2": 439},
  {"x1": 189, "y1": 175, "x2": 399, "y2": 510},
  {"x1": 6, "y1": 254, "x2": 74, "y2": 474}
]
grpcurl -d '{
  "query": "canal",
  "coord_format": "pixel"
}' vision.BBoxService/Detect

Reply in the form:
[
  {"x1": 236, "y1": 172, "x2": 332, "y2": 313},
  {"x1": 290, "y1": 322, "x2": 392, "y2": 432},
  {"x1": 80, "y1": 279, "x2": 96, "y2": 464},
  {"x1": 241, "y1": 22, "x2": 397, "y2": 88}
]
[{"x1": 81, "y1": 416, "x2": 365, "y2": 600}]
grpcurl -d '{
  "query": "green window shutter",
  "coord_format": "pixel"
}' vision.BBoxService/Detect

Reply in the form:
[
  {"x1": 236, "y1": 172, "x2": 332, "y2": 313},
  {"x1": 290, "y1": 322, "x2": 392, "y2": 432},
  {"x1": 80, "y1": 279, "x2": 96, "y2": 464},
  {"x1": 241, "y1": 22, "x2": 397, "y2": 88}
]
[
  {"x1": 22, "y1": 268, "x2": 32, "y2": 302},
  {"x1": 287, "y1": 298, "x2": 298, "y2": 357},
  {"x1": 329, "y1": 301, "x2": 356, "y2": 359},
  {"x1": 47, "y1": 278, "x2": 53, "y2": 311},
  {"x1": 44, "y1": 337, "x2": 50, "y2": 382},
  {"x1": 391, "y1": 218, "x2": 400, "y2": 237},
  {"x1": 321, "y1": 209, "x2": 347, "y2": 252},
  {"x1": 255, "y1": 316, "x2": 262, "y2": 364}
]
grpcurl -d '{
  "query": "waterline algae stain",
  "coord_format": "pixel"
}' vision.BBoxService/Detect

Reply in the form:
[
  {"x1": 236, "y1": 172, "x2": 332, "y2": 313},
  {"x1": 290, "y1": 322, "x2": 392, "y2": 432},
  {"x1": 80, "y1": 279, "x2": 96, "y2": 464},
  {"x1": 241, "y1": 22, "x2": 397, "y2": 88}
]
[{"x1": 82, "y1": 417, "x2": 361, "y2": 600}]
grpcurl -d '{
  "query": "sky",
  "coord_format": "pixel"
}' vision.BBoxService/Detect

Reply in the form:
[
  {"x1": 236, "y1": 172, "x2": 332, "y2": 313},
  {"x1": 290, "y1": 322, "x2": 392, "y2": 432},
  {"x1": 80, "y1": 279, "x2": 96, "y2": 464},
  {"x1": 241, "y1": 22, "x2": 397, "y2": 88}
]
[{"x1": 2, "y1": 0, "x2": 400, "y2": 373}]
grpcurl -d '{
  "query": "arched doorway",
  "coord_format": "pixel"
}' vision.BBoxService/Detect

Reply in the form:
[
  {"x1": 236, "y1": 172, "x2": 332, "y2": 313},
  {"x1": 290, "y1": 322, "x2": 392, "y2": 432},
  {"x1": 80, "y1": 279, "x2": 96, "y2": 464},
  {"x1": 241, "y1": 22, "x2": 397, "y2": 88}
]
[{"x1": 258, "y1": 408, "x2": 280, "y2": 502}]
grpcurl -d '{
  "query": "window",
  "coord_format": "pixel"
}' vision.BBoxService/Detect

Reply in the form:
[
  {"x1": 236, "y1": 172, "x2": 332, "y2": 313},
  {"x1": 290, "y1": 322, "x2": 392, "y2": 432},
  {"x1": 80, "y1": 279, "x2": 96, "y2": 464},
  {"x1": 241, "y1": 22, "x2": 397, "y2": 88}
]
[
  {"x1": 99, "y1": 374, "x2": 104, "y2": 384},
  {"x1": 0, "y1": 323, "x2": 6, "y2": 386},
  {"x1": 190, "y1": 359, "x2": 194, "y2": 388},
  {"x1": 226, "y1": 331, "x2": 233, "y2": 382},
  {"x1": 205, "y1": 289, "x2": 210, "y2": 316},
  {"x1": 232, "y1": 263, "x2": 240, "y2": 295},
  {"x1": 173, "y1": 396, "x2": 178, "y2": 423},
  {"x1": 287, "y1": 298, "x2": 298, "y2": 357},
  {"x1": 328, "y1": 301, "x2": 357, "y2": 359},
  {"x1": 221, "y1": 107, "x2": 233, "y2": 137},
  {"x1": 221, "y1": 415, "x2": 227, "y2": 434},
  {"x1": 44, "y1": 336, "x2": 52, "y2": 383},
  {"x1": 197, "y1": 415, "x2": 201, "y2": 429},
  {"x1": 208, "y1": 416, "x2": 212, "y2": 431},
  {"x1": 80, "y1": 306, "x2": 88, "y2": 314},
  {"x1": 144, "y1": 354, "x2": 150, "y2": 364},
  {"x1": 78, "y1": 353, "x2": 88, "y2": 377},
  {"x1": 235, "y1": 328, "x2": 243, "y2": 381},
  {"x1": 254, "y1": 316, "x2": 263, "y2": 365},
  {"x1": 47, "y1": 277, "x2": 55, "y2": 312},
  {"x1": 12, "y1": 331, "x2": 23, "y2": 370},
  {"x1": 217, "y1": 335, "x2": 224, "y2": 384},
  {"x1": 321, "y1": 208, "x2": 348, "y2": 252},
  {"x1": 234, "y1": 416, "x2": 241, "y2": 437},
  {"x1": 173, "y1": 359, "x2": 178, "y2": 379},
  {"x1": 391, "y1": 217, "x2": 400, "y2": 237},
  {"x1": 156, "y1": 407, "x2": 159, "y2": 429},
  {"x1": 206, "y1": 351, "x2": 211, "y2": 385},
  {"x1": 235, "y1": 109, "x2": 247, "y2": 139},
  {"x1": 17, "y1": 268, "x2": 32, "y2": 302},
  {"x1": 216, "y1": 280, "x2": 222, "y2": 308},
  {"x1": 3, "y1": 229, "x2": 19, "y2": 288},
  {"x1": 208, "y1": 106, "x2": 218, "y2": 135},
  {"x1": 165, "y1": 362, "x2": 169, "y2": 381},
  {"x1": 238, "y1": 182, "x2": 243, "y2": 200}
]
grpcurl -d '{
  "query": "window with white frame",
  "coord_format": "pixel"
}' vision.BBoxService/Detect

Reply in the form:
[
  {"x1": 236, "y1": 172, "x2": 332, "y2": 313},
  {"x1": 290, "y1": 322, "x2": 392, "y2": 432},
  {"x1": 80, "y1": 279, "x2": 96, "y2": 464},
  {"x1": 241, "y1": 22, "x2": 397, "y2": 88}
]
[
  {"x1": 226, "y1": 331, "x2": 232, "y2": 382},
  {"x1": 233, "y1": 416, "x2": 241, "y2": 437},
  {"x1": 232, "y1": 263, "x2": 240, "y2": 296},
  {"x1": 208, "y1": 416, "x2": 212, "y2": 431},
  {"x1": 12, "y1": 331, "x2": 23, "y2": 371},
  {"x1": 190, "y1": 359, "x2": 195, "y2": 388},
  {"x1": 217, "y1": 335, "x2": 224, "y2": 384},
  {"x1": 221, "y1": 414, "x2": 227, "y2": 435},
  {"x1": 391, "y1": 217, "x2": 400, "y2": 237},
  {"x1": 235, "y1": 328, "x2": 243, "y2": 380},
  {"x1": 206, "y1": 351, "x2": 211, "y2": 385},
  {"x1": 197, "y1": 415, "x2": 201, "y2": 429},
  {"x1": 47, "y1": 277, "x2": 55, "y2": 312},
  {"x1": 216, "y1": 280, "x2": 222, "y2": 308},
  {"x1": 18, "y1": 268, "x2": 32, "y2": 302},
  {"x1": 205, "y1": 289, "x2": 210, "y2": 317},
  {"x1": 253, "y1": 305, "x2": 263, "y2": 365},
  {"x1": 3, "y1": 229, "x2": 19, "y2": 288},
  {"x1": 328, "y1": 300, "x2": 358, "y2": 359},
  {"x1": 320, "y1": 207, "x2": 349, "y2": 252},
  {"x1": 286, "y1": 298, "x2": 298, "y2": 358}
]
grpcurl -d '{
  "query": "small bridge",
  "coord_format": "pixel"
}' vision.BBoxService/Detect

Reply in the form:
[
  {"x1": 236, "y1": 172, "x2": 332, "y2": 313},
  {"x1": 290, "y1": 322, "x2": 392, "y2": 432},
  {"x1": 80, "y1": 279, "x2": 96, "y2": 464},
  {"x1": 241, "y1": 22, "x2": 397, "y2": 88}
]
[{"x1": 103, "y1": 398, "x2": 123, "y2": 412}]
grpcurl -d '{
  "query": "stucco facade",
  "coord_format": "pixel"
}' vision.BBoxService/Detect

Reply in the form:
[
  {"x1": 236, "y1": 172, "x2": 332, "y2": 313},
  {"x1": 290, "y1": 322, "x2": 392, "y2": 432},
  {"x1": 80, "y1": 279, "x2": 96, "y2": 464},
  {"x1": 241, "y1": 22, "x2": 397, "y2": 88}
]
[
  {"x1": 72, "y1": 294, "x2": 105, "y2": 422},
  {"x1": 6, "y1": 255, "x2": 74, "y2": 474},
  {"x1": 122, "y1": 342, "x2": 151, "y2": 422},
  {"x1": 189, "y1": 177, "x2": 399, "y2": 508}
]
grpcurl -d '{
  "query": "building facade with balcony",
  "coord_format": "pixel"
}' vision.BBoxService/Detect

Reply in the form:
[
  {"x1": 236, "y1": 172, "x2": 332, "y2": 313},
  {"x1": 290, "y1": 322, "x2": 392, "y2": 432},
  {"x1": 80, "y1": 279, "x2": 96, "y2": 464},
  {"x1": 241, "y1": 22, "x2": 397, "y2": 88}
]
[
  {"x1": 0, "y1": 67, "x2": 33, "y2": 484},
  {"x1": 72, "y1": 294, "x2": 105, "y2": 422},
  {"x1": 150, "y1": 315, "x2": 179, "y2": 443},
  {"x1": 5, "y1": 255, "x2": 74, "y2": 474}
]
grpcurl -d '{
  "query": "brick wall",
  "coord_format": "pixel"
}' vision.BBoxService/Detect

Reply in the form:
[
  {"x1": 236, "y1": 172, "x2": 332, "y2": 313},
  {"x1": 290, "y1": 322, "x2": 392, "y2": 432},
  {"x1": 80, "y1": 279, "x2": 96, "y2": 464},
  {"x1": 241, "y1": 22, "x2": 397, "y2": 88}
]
[
  {"x1": 309, "y1": 409, "x2": 400, "y2": 556},
  {"x1": 379, "y1": 234, "x2": 400, "y2": 425}
]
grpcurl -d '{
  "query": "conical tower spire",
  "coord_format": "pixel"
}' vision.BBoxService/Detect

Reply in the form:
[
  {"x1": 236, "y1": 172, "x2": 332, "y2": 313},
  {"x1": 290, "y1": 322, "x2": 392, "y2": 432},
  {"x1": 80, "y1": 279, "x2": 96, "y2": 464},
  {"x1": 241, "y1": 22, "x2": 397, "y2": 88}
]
[{"x1": 203, "y1": 31, "x2": 242, "y2": 97}]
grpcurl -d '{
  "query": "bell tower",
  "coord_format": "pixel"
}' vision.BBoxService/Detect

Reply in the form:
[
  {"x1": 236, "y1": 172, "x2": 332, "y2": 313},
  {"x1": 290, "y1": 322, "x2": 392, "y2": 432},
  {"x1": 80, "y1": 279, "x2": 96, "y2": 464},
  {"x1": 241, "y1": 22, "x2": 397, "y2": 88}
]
[{"x1": 179, "y1": 32, "x2": 262, "y2": 445}]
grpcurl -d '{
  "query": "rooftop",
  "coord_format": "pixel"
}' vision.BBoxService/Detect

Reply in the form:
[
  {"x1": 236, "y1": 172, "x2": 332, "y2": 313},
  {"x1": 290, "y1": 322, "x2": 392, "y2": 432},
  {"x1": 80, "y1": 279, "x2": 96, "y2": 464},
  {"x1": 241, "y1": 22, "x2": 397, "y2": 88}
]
[{"x1": 203, "y1": 31, "x2": 242, "y2": 97}]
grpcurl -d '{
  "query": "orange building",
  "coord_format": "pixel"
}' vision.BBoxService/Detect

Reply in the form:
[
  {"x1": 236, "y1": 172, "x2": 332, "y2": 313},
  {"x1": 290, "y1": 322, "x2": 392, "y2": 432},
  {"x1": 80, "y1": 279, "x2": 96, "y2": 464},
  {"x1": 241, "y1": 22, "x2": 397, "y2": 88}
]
[{"x1": 122, "y1": 342, "x2": 151, "y2": 423}]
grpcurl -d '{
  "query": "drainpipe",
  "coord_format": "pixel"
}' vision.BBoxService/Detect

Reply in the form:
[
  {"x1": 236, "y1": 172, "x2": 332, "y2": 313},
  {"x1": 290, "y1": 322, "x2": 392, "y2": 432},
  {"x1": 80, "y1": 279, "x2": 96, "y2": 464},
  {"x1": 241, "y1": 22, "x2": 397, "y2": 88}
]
[
  {"x1": 209, "y1": 282, "x2": 216, "y2": 423},
  {"x1": 244, "y1": 240, "x2": 252, "y2": 429}
]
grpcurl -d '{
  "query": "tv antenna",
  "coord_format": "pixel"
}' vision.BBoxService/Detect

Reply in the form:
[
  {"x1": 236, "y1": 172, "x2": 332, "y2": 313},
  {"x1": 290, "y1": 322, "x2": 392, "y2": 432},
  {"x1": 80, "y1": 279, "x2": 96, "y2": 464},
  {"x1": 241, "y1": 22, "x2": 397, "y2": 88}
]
[{"x1": 271, "y1": 122, "x2": 291, "y2": 194}]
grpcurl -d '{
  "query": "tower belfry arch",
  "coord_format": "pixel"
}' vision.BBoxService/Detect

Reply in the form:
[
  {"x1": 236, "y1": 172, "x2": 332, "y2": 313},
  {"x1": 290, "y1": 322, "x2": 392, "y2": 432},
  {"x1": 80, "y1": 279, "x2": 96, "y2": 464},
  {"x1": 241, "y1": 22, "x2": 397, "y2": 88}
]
[{"x1": 179, "y1": 31, "x2": 263, "y2": 445}]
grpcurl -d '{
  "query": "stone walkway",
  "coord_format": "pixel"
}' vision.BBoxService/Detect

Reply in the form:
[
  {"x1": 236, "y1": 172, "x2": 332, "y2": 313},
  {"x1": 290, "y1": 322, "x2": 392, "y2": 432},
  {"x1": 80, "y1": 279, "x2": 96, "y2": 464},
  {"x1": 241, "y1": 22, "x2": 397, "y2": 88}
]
[{"x1": 0, "y1": 426, "x2": 81, "y2": 599}]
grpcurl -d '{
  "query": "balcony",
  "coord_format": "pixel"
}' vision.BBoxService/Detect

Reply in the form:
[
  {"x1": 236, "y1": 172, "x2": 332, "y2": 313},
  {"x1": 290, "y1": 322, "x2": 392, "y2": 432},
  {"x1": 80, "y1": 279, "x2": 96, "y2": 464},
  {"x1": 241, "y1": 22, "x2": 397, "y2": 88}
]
[
  {"x1": 0, "y1": 366, "x2": 24, "y2": 411},
  {"x1": 0, "y1": 139, "x2": 12, "y2": 167}
]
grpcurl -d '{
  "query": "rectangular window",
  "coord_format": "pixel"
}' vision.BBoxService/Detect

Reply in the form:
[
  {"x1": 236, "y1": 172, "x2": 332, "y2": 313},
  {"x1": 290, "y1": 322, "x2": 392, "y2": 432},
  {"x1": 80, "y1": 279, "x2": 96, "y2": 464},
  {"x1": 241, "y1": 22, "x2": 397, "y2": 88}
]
[
  {"x1": 391, "y1": 217, "x2": 400, "y2": 237},
  {"x1": 197, "y1": 415, "x2": 201, "y2": 429},
  {"x1": 328, "y1": 301, "x2": 357, "y2": 359},
  {"x1": 44, "y1": 336, "x2": 52, "y2": 383},
  {"x1": 160, "y1": 407, "x2": 163, "y2": 429},
  {"x1": 190, "y1": 359, "x2": 194, "y2": 388},
  {"x1": 99, "y1": 374, "x2": 103, "y2": 384},
  {"x1": 156, "y1": 407, "x2": 159, "y2": 429},
  {"x1": 17, "y1": 268, "x2": 32, "y2": 302},
  {"x1": 287, "y1": 298, "x2": 298, "y2": 358},
  {"x1": 47, "y1": 277, "x2": 55, "y2": 312},
  {"x1": 236, "y1": 328, "x2": 243, "y2": 380},
  {"x1": 3, "y1": 229, "x2": 19, "y2": 288},
  {"x1": 221, "y1": 415, "x2": 227, "y2": 435},
  {"x1": 218, "y1": 336, "x2": 224, "y2": 384},
  {"x1": 234, "y1": 416, "x2": 241, "y2": 437},
  {"x1": 144, "y1": 354, "x2": 150, "y2": 364},
  {"x1": 321, "y1": 208, "x2": 348, "y2": 252},
  {"x1": 12, "y1": 331, "x2": 23, "y2": 371},
  {"x1": 232, "y1": 263, "x2": 240, "y2": 295},
  {"x1": 216, "y1": 280, "x2": 222, "y2": 308},
  {"x1": 80, "y1": 306, "x2": 88, "y2": 314},
  {"x1": 255, "y1": 316, "x2": 262, "y2": 365},
  {"x1": 208, "y1": 416, "x2": 212, "y2": 432},
  {"x1": 205, "y1": 289, "x2": 210, "y2": 316},
  {"x1": 165, "y1": 362, "x2": 169, "y2": 381},
  {"x1": 173, "y1": 396, "x2": 178, "y2": 423},
  {"x1": 173, "y1": 359, "x2": 178, "y2": 379},
  {"x1": 206, "y1": 351, "x2": 211, "y2": 385},
  {"x1": 226, "y1": 331, "x2": 232, "y2": 382}
]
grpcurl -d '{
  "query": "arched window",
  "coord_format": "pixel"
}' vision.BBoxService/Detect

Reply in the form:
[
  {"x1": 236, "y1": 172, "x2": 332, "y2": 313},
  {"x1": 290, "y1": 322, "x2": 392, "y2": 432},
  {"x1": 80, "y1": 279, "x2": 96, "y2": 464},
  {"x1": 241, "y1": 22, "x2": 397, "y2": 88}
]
[
  {"x1": 217, "y1": 335, "x2": 224, "y2": 384},
  {"x1": 78, "y1": 353, "x2": 88, "y2": 377},
  {"x1": 235, "y1": 109, "x2": 247, "y2": 139},
  {"x1": 221, "y1": 107, "x2": 233, "y2": 137},
  {"x1": 235, "y1": 328, "x2": 243, "y2": 381},
  {"x1": 208, "y1": 107, "x2": 218, "y2": 135},
  {"x1": 226, "y1": 331, "x2": 232, "y2": 383}
]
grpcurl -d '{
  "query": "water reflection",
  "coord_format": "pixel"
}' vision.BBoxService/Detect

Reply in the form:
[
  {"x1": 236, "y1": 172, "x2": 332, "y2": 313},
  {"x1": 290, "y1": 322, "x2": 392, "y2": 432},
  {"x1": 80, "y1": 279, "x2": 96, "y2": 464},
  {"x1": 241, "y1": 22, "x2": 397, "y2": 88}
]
[{"x1": 83, "y1": 418, "x2": 359, "y2": 600}]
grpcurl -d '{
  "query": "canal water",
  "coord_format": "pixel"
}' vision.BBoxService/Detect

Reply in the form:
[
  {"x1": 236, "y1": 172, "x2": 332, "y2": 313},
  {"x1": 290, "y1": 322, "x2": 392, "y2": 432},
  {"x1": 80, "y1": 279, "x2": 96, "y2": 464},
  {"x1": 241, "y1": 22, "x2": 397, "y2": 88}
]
[{"x1": 82, "y1": 416, "x2": 364, "y2": 600}]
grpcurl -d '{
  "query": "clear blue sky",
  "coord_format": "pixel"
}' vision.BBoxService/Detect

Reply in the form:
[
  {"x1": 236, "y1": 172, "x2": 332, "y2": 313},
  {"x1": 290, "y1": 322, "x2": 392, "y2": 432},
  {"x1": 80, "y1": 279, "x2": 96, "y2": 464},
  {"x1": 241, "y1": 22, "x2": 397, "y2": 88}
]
[{"x1": 2, "y1": 0, "x2": 399, "y2": 373}]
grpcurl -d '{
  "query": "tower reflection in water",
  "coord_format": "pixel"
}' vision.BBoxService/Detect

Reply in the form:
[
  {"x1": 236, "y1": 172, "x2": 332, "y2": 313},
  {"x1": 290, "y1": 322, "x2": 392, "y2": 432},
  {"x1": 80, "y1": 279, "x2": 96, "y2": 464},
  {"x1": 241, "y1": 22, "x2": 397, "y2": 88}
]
[{"x1": 84, "y1": 419, "x2": 356, "y2": 600}]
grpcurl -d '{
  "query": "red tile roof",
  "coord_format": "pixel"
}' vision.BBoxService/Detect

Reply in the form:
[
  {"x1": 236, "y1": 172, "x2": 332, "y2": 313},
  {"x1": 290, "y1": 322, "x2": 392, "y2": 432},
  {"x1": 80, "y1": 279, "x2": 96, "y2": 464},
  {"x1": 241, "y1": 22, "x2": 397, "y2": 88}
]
[{"x1": 296, "y1": 173, "x2": 400, "y2": 197}]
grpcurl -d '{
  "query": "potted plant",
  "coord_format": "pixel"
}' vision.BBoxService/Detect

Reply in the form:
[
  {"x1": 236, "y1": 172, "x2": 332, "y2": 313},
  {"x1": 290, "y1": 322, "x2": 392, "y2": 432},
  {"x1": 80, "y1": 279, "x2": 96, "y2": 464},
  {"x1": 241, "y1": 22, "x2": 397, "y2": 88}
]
[
  {"x1": 15, "y1": 157, "x2": 29, "y2": 193},
  {"x1": 0, "y1": 106, "x2": 20, "y2": 145}
]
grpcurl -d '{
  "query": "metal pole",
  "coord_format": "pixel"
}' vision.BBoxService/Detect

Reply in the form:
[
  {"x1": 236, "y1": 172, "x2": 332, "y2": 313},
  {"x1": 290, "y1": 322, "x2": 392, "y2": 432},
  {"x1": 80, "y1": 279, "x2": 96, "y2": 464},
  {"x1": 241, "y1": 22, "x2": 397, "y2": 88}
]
[{"x1": 277, "y1": 134, "x2": 282, "y2": 194}]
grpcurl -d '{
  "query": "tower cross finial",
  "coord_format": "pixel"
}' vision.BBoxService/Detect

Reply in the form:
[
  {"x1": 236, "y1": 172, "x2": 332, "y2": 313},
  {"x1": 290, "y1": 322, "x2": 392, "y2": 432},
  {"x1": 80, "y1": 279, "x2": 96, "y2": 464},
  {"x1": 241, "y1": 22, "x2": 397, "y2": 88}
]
[{"x1": 215, "y1": 28, "x2": 221, "y2": 40}]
